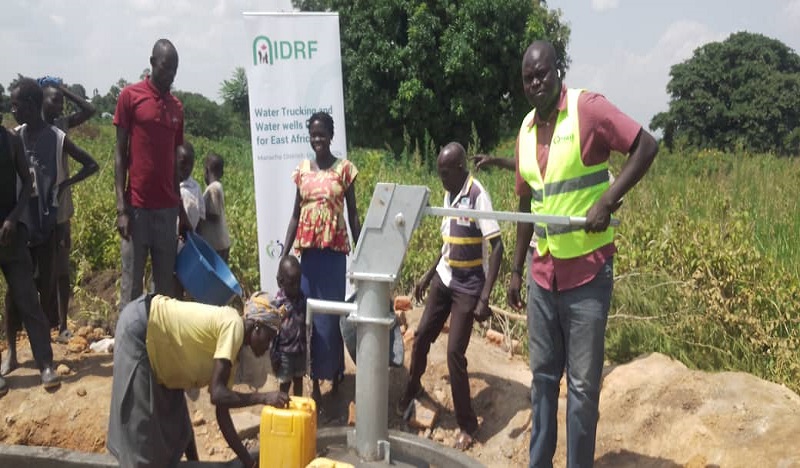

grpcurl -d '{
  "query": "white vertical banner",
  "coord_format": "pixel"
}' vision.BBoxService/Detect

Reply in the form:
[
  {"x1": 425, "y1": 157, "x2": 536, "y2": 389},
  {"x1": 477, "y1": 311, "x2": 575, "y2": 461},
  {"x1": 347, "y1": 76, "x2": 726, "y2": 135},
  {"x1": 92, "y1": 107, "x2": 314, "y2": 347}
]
[{"x1": 243, "y1": 12, "x2": 348, "y2": 294}]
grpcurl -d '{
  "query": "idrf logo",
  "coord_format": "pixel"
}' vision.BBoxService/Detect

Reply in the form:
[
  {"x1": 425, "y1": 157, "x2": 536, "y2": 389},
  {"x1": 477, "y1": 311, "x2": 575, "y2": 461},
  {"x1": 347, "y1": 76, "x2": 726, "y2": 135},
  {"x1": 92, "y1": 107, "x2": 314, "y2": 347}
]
[
  {"x1": 266, "y1": 240, "x2": 285, "y2": 259},
  {"x1": 253, "y1": 36, "x2": 319, "y2": 66}
]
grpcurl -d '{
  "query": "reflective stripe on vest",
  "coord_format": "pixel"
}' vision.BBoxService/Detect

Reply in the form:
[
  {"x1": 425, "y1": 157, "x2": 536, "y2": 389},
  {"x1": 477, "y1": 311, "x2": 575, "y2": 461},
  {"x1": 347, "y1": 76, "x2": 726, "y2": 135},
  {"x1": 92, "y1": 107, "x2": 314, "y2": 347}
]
[{"x1": 518, "y1": 88, "x2": 614, "y2": 259}]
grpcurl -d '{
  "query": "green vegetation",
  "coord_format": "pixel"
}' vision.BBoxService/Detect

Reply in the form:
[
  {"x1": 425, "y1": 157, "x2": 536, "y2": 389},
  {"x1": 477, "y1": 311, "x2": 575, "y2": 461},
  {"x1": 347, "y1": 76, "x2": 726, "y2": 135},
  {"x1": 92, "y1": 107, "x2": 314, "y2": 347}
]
[
  {"x1": 172, "y1": 91, "x2": 247, "y2": 140},
  {"x1": 219, "y1": 67, "x2": 250, "y2": 126},
  {"x1": 651, "y1": 31, "x2": 800, "y2": 155},
  {"x1": 607, "y1": 147, "x2": 800, "y2": 393}
]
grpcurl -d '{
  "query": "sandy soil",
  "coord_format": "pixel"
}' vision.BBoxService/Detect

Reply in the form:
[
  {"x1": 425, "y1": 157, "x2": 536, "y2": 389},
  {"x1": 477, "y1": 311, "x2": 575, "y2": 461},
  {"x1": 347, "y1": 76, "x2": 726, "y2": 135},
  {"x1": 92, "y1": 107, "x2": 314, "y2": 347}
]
[{"x1": 1, "y1": 307, "x2": 799, "y2": 468}]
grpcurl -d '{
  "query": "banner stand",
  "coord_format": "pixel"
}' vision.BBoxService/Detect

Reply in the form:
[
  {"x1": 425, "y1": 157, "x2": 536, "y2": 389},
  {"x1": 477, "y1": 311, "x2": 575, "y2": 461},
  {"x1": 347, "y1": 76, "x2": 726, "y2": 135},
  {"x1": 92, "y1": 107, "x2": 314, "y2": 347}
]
[{"x1": 243, "y1": 12, "x2": 348, "y2": 294}]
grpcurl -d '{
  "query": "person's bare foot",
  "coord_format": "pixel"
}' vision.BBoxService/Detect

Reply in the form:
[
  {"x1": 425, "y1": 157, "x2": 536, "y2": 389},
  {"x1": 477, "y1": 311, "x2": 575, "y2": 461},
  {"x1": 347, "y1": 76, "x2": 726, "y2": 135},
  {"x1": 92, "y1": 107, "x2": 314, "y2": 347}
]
[
  {"x1": 1, "y1": 355, "x2": 18, "y2": 376},
  {"x1": 454, "y1": 430, "x2": 475, "y2": 451},
  {"x1": 312, "y1": 379, "x2": 322, "y2": 404}
]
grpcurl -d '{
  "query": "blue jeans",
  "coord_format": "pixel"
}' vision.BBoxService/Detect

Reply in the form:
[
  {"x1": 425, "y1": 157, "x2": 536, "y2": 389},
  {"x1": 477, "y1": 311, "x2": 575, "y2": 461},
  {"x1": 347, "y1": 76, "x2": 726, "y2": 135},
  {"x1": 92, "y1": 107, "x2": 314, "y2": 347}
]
[{"x1": 527, "y1": 258, "x2": 613, "y2": 468}]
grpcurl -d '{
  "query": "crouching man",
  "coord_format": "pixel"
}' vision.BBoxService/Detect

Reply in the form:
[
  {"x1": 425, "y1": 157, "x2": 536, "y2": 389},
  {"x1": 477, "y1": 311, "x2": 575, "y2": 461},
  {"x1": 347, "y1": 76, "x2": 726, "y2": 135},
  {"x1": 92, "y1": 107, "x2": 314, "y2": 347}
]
[{"x1": 107, "y1": 294, "x2": 290, "y2": 468}]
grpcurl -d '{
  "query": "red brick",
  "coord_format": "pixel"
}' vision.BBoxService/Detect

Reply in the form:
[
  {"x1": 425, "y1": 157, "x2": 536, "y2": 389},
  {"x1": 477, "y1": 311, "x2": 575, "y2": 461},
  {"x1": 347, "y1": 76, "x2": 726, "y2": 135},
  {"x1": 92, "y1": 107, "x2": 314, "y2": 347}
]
[
  {"x1": 394, "y1": 295, "x2": 412, "y2": 311},
  {"x1": 485, "y1": 329, "x2": 504, "y2": 346}
]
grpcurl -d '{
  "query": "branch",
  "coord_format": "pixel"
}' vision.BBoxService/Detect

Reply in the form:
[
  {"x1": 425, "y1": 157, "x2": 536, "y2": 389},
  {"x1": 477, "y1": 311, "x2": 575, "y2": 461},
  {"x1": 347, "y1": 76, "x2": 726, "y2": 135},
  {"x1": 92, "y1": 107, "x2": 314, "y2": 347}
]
[
  {"x1": 489, "y1": 305, "x2": 526, "y2": 322},
  {"x1": 607, "y1": 313, "x2": 668, "y2": 321}
]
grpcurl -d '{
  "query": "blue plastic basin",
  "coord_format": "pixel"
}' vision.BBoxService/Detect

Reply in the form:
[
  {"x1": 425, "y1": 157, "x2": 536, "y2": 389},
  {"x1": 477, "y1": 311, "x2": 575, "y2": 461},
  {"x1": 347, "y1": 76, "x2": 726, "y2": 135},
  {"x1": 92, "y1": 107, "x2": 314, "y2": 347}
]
[{"x1": 175, "y1": 232, "x2": 243, "y2": 305}]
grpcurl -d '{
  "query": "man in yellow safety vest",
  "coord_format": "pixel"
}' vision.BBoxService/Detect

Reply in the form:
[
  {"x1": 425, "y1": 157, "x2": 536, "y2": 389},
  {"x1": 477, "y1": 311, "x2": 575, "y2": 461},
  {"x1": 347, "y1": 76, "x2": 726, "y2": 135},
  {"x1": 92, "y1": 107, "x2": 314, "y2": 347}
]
[{"x1": 507, "y1": 40, "x2": 658, "y2": 468}]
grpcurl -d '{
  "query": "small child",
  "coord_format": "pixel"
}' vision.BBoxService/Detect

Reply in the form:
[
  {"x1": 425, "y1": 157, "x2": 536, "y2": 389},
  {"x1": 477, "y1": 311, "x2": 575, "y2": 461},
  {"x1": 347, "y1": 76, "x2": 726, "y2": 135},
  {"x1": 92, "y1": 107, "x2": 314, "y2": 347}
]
[
  {"x1": 177, "y1": 143, "x2": 205, "y2": 231},
  {"x1": 270, "y1": 255, "x2": 306, "y2": 396},
  {"x1": 172, "y1": 143, "x2": 205, "y2": 300},
  {"x1": 197, "y1": 153, "x2": 230, "y2": 262}
]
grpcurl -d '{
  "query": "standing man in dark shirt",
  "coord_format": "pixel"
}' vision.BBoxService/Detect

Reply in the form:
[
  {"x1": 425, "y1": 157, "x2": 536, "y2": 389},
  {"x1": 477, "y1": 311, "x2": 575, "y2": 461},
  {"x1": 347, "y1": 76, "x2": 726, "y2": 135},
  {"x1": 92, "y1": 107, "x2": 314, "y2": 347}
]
[
  {"x1": 0, "y1": 111, "x2": 60, "y2": 393},
  {"x1": 41, "y1": 77, "x2": 97, "y2": 343},
  {"x1": 400, "y1": 142, "x2": 504, "y2": 451},
  {"x1": 114, "y1": 38, "x2": 191, "y2": 311},
  {"x1": 0, "y1": 120, "x2": 59, "y2": 394}
]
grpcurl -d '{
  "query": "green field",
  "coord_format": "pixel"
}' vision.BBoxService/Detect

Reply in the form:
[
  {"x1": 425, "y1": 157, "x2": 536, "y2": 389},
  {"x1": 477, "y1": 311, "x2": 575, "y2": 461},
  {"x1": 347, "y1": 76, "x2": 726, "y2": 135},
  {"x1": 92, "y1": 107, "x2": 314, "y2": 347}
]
[{"x1": 6, "y1": 121, "x2": 800, "y2": 394}]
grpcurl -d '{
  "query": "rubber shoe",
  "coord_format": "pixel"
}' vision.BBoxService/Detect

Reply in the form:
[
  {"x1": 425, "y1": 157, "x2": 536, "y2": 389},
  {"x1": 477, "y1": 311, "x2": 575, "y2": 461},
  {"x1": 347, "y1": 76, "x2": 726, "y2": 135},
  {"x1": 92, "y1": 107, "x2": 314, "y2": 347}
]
[
  {"x1": 396, "y1": 385, "x2": 424, "y2": 418},
  {"x1": 1, "y1": 355, "x2": 18, "y2": 376},
  {"x1": 55, "y1": 329, "x2": 73, "y2": 344},
  {"x1": 41, "y1": 367, "x2": 61, "y2": 389},
  {"x1": 0, "y1": 376, "x2": 8, "y2": 397}
]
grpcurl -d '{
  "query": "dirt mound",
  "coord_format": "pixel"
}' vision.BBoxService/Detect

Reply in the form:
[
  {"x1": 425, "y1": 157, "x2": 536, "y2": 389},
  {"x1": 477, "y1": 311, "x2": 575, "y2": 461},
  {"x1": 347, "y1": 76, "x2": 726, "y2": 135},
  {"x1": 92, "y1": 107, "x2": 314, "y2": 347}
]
[
  {"x1": 0, "y1": 308, "x2": 798, "y2": 467},
  {"x1": 595, "y1": 353, "x2": 800, "y2": 467}
]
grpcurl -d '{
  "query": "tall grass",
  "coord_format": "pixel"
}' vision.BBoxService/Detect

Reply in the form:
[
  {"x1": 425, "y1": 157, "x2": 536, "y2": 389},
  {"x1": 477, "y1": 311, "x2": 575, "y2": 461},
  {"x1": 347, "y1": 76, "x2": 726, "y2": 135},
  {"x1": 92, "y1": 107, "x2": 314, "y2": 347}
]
[{"x1": 607, "y1": 148, "x2": 800, "y2": 391}]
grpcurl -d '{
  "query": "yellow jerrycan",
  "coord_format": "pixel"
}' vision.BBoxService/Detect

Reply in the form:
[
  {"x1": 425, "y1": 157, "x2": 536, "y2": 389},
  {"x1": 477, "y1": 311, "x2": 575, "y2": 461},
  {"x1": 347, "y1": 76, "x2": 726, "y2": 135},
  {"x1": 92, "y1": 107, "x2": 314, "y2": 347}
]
[
  {"x1": 260, "y1": 396, "x2": 317, "y2": 467},
  {"x1": 306, "y1": 458, "x2": 355, "y2": 468}
]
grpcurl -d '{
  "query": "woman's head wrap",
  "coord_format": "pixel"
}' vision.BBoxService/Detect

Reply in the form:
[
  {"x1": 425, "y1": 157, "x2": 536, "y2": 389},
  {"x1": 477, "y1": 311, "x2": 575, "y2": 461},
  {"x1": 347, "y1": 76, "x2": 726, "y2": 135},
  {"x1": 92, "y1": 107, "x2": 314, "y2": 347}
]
[{"x1": 244, "y1": 292, "x2": 282, "y2": 332}]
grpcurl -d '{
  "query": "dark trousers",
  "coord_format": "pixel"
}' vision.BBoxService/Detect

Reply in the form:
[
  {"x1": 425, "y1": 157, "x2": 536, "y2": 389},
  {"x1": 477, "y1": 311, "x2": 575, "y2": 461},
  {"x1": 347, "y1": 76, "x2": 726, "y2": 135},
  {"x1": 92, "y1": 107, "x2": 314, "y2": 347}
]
[
  {"x1": 6, "y1": 227, "x2": 58, "y2": 330},
  {"x1": 408, "y1": 272, "x2": 479, "y2": 434},
  {"x1": 55, "y1": 221, "x2": 71, "y2": 331},
  {"x1": 1, "y1": 225, "x2": 54, "y2": 368}
]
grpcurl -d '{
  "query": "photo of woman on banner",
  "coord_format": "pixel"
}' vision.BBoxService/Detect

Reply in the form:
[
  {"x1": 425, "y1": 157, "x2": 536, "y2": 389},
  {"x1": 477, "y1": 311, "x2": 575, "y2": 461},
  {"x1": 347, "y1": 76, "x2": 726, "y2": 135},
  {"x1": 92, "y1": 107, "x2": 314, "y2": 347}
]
[{"x1": 282, "y1": 111, "x2": 361, "y2": 405}]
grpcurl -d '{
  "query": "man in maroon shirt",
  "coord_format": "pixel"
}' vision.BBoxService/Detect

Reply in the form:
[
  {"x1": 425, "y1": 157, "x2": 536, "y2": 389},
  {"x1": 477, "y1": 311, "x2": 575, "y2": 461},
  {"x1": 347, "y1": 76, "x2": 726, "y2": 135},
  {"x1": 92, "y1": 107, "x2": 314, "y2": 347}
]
[
  {"x1": 114, "y1": 38, "x2": 190, "y2": 311},
  {"x1": 508, "y1": 41, "x2": 658, "y2": 468}
]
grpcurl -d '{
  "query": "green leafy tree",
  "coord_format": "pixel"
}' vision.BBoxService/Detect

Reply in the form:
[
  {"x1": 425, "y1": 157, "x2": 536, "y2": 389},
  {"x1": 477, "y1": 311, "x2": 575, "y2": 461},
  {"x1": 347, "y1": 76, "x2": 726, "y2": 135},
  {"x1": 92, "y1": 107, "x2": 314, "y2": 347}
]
[
  {"x1": 0, "y1": 83, "x2": 8, "y2": 114},
  {"x1": 113, "y1": 79, "x2": 130, "y2": 99},
  {"x1": 68, "y1": 83, "x2": 87, "y2": 99},
  {"x1": 63, "y1": 83, "x2": 89, "y2": 115},
  {"x1": 220, "y1": 67, "x2": 249, "y2": 124},
  {"x1": 7, "y1": 74, "x2": 24, "y2": 93},
  {"x1": 651, "y1": 32, "x2": 800, "y2": 155},
  {"x1": 90, "y1": 92, "x2": 116, "y2": 117},
  {"x1": 292, "y1": 0, "x2": 569, "y2": 153},
  {"x1": 173, "y1": 90, "x2": 231, "y2": 139},
  {"x1": 94, "y1": 80, "x2": 126, "y2": 116},
  {"x1": 90, "y1": 78, "x2": 132, "y2": 117}
]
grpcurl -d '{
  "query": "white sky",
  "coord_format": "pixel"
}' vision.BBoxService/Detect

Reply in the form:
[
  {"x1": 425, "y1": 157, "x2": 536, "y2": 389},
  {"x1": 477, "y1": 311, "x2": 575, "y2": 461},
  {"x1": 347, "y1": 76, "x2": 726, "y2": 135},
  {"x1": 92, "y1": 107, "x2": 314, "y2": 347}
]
[
  {"x1": 553, "y1": 0, "x2": 800, "y2": 129},
  {"x1": 2, "y1": 0, "x2": 799, "y2": 131}
]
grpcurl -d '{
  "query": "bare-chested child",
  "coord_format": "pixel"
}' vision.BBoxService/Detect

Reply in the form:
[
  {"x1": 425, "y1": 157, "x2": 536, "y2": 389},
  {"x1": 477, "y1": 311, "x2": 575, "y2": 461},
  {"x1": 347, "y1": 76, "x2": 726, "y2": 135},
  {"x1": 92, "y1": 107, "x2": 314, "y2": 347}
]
[{"x1": 40, "y1": 76, "x2": 97, "y2": 343}]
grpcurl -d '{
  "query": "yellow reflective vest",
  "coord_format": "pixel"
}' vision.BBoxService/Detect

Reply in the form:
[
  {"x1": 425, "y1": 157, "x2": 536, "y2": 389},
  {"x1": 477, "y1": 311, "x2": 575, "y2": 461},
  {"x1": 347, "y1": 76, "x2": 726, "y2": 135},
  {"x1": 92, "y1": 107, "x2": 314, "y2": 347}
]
[{"x1": 518, "y1": 88, "x2": 613, "y2": 259}]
